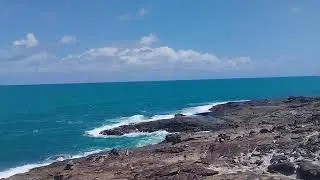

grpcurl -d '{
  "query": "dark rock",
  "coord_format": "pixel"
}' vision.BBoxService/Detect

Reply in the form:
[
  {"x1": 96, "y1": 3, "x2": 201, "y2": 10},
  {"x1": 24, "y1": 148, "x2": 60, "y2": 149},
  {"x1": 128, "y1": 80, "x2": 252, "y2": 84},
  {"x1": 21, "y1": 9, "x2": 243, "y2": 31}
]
[
  {"x1": 270, "y1": 155, "x2": 289, "y2": 164},
  {"x1": 163, "y1": 134, "x2": 182, "y2": 144},
  {"x1": 255, "y1": 160, "x2": 263, "y2": 166},
  {"x1": 249, "y1": 130, "x2": 256, "y2": 136},
  {"x1": 53, "y1": 175, "x2": 63, "y2": 180},
  {"x1": 261, "y1": 121, "x2": 274, "y2": 125},
  {"x1": 155, "y1": 146, "x2": 184, "y2": 153},
  {"x1": 109, "y1": 149, "x2": 120, "y2": 156},
  {"x1": 267, "y1": 162, "x2": 295, "y2": 175},
  {"x1": 174, "y1": 113, "x2": 185, "y2": 118},
  {"x1": 267, "y1": 155, "x2": 295, "y2": 175},
  {"x1": 305, "y1": 135, "x2": 320, "y2": 153},
  {"x1": 307, "y1": 114, "x2": 320, "y2": 125},
  {"x1": 272, "y1": 125, "x2": 287, "y2": 132},
  {"x1": 286, "y1": 96, "x2": 312, "y2": 103},
  {"x1": 274, "y1": 135, "x2": 281, "y2": 139},
  {"x1": 297, "y1": 161, "x2": 320, "y2": 180},
  {"x1": 100, "y1": 129, "x2": 124, "y2": 136},
  {"x1": 260, "y1": 128, "x2": 272, "y2": 133},
  {"x1": 64, "y1": 161, "x2": 73, "y2": 170},
  {"x1": 218, "y1": 133, "x2": 230, "y2": 142},
  {"x1": 292, "y1": 127, "x2": 312, "y2": 134}
]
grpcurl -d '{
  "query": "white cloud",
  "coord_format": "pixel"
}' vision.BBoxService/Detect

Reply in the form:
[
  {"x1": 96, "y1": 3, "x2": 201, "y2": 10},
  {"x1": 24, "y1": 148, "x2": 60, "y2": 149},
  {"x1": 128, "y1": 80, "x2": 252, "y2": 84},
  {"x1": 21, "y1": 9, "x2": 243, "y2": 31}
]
[
  {"x1": 117, "y1": 8, "x2": 149, "y2": 21},
  {"x1": 13, "y1": 33, "x2": 39, "y2": 48},
  {"x1": 60, "y1": 35, "x2": 77, "y2": 44},
  {"x1": 1, "y1": 34, "x2": 251, "y2": 75},
  {"x1": 139, "y1": 33, "x2": 158, "y2": 46}
]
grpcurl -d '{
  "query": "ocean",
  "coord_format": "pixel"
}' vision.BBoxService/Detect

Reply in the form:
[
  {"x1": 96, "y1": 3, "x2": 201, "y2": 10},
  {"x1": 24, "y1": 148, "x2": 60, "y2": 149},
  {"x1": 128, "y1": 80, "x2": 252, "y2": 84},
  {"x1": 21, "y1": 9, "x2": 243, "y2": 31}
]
[{"x1": 1, "y1": 76, "x2": 320, "y2": 178}]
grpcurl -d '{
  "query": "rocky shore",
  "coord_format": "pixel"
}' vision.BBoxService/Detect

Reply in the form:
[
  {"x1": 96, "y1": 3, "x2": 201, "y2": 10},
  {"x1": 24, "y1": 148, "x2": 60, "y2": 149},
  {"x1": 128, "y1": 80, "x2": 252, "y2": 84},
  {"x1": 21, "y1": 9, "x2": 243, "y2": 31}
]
[{"x1": 5, "y1": 97, "x2": 320, "y2": 180}]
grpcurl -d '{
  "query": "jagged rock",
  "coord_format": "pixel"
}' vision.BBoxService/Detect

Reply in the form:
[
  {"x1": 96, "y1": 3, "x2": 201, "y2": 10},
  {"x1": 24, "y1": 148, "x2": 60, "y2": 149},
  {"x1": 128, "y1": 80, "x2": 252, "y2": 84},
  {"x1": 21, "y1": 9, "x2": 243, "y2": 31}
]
[
  {"x1": 255, "y1": 160, "x2": 263, "y2": 166},
  {"x1": 267, "y1": 155, "x2": 295, "y2": 175},
  {"x1": 163, "y1": 134, "x2": 182, "y2": 144},
  {"x1": 260, "y1": 128, "x2": 272, "y2": 133},
  {"x1": 155, "y1": 146, "x2": 184, "y2": 153},
  {"x1": 217, "y1": 133, "x2": 230, "y2": 142},
  {"x1": 109, "y1": 149, "x2": 120, "y2": 156},
  {"x1": 297, "y1": 161, "x2": 320, "y2": 180},
  {"x1": 270, "y1": 155, "x2": 289, "y2": 164},
  {"x1": 267, "y1": 162, "x2": 295, "y2": 175},
  {"x1": 249, "y1": 130, "x2": 256, "y2": 136},
  {"x1": 64, "y1": 161, "x2": 74, "y2": 170},
  {"x1": 100, "y1": 129, "x2": 124, "y2": 136}
]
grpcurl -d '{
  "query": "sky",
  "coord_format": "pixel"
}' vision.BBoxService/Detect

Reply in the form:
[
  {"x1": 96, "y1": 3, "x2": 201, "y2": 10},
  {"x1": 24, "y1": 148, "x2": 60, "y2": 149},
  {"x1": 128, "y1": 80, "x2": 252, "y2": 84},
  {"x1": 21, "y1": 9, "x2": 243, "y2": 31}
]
[{"x1": 0, "y1": 0, "x2": 319, "y2": 85}]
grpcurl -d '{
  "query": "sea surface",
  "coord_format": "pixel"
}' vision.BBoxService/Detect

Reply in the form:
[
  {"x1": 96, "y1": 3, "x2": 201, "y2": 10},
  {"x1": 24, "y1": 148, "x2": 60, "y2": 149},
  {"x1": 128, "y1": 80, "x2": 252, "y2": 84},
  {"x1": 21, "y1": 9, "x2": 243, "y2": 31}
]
[{"x1": 1, "y1": 76, "x2": 320, "y2": 178}]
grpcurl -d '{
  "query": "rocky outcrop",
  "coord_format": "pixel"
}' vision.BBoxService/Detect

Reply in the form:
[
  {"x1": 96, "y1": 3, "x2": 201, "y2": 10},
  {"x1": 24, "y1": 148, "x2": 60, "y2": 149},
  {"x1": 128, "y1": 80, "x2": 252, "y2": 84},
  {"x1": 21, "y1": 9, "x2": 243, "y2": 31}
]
[
  {"x1": 6, "y1": 96, "x2": 320, "y2": 180},
  {"x1": 297, "y1": 161, "x2": 320, "y2": 180}
]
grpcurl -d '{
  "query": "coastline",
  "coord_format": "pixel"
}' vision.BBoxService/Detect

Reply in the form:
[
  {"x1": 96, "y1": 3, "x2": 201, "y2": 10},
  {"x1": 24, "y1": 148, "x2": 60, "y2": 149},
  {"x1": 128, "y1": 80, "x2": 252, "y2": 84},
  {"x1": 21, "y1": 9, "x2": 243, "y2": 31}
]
[{"x1": 4, "y1": 97, "x2": 320, "y2": 179}]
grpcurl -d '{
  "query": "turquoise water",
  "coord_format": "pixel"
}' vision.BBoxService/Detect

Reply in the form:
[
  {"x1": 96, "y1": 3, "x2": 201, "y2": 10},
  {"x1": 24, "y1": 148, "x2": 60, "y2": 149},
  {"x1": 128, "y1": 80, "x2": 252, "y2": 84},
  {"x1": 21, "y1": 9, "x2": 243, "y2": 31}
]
[{"x1": 1, "y1": 76, "x2": 320, "y2": 177}]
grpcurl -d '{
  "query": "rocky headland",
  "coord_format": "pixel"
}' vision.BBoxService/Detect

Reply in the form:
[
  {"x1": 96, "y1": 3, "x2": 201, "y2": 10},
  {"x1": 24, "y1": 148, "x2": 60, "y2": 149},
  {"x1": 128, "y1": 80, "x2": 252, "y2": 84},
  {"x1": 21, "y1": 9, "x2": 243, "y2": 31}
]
[{"x1": 4, "y1": 97, "x2": 320, "y2": 180}]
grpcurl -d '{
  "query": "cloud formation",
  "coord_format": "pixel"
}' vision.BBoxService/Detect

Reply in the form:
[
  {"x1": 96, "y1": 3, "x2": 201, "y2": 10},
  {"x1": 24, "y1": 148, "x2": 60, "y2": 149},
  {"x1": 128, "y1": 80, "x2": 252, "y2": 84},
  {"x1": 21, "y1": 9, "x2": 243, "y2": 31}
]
[
  {"x1": 1, "y1": 33, "x2": 251, "y2": 75},
  {"x1": 13, "y1": 33, "x2": 39, "y2": 48},
  {"x1": 139, "y1": 33, "x2": 158, "y2": 46},
  {"x1": 60, "y1": 35, "x2": 77, "y2": 44},
  {"x1": 117, "y1": 8, "x2": 149, "y2": 21}
]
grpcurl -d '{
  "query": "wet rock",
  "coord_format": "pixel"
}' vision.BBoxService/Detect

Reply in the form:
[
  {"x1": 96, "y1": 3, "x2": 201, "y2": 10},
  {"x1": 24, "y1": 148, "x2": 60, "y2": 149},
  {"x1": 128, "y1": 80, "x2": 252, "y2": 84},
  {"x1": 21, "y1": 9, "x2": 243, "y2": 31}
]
[
  {"x1": 109, "y1": 149, "x2": 121, "y2": 156},
  {"x1": 155, "y1": 146, "x2": 184, "y2": 153},
  {"x1": 163, "y1": 134, "x2": 182, "y2": 144},
  {"x1": 267, "y1": 162, "x2": 295, "y2": 175},
  {"x1": 100, "y1": 129, "x2": 124, "y2": 136},
  {"x1": 174, "y1": 113, "x2": 185, "y2": 118},
  {"x1": 297, "y1": 161, "x2": 320, "y2": 180}
]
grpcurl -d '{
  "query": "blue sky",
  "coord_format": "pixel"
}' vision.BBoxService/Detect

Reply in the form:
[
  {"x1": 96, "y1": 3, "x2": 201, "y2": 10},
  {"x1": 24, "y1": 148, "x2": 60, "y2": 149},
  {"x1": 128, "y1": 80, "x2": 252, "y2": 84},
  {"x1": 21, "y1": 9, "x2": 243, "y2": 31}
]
[{"x1": 0, "y1": 0, "x2": 319, "y2": 85}]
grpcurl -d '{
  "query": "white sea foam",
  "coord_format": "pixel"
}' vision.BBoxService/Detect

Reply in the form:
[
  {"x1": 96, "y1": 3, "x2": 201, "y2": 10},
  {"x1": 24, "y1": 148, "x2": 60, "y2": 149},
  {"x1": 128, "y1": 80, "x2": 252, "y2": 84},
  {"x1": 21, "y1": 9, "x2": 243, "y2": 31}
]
[
  {"x1": 180, "y1": 102, "x2": 229, "y2": 116},
  {"x1": 0, "y1": 149, "x2": 102, "y2": 179},
  {"x1": 86, "y1": 100, "x2": 247, "y2": 138},
  {"x1": 86, "y1": 114, "x2": 174, "y2": 138}
]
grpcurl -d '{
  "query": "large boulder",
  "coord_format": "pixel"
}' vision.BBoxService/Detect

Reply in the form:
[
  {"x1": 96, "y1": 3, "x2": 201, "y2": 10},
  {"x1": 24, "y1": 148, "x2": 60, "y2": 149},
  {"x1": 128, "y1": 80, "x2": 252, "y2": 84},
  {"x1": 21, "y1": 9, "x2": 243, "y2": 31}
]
[
  {"x1": 297, "y1": 161, "x2": 320, "y2": 180},
  {"x1": 267, "y1": 162, "x2": 295, "y2": 175},
  {"x1": 267, "y1": 155, "x2": 295, "y2": 175}
]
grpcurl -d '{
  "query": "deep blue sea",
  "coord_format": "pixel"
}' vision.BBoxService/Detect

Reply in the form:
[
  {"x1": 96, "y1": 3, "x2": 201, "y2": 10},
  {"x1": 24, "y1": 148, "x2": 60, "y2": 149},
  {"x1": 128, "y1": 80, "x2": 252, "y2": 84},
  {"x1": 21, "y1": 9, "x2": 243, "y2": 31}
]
[{"x1": 1, "y1": 77, "x2": 320, "y2": 178}]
